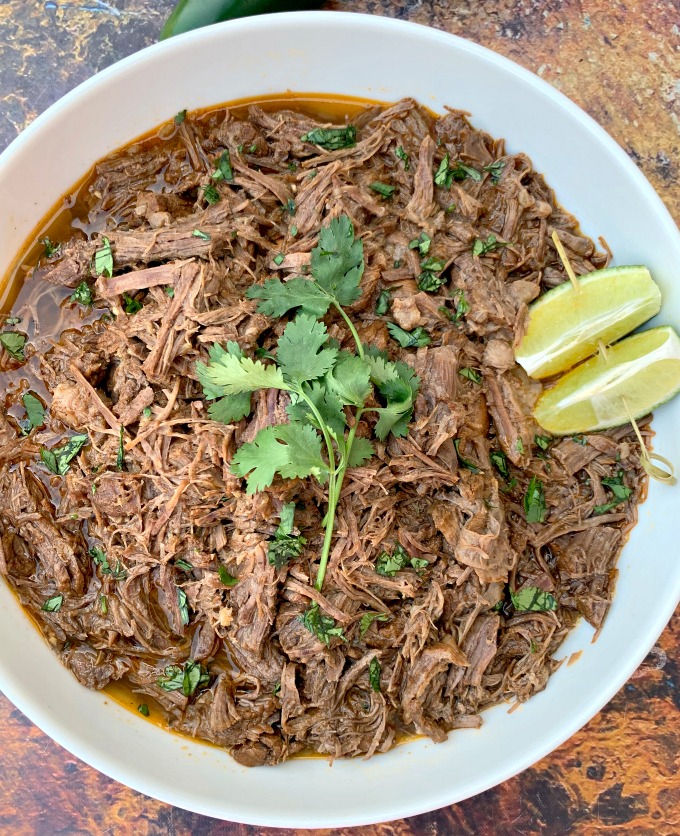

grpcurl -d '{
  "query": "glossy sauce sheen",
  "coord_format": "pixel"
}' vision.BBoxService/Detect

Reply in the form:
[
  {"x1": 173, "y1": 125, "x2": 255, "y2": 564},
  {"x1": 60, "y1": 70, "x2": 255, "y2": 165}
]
[{"x1": 1, "y1": 93, "x2": 411, "y2": 755}]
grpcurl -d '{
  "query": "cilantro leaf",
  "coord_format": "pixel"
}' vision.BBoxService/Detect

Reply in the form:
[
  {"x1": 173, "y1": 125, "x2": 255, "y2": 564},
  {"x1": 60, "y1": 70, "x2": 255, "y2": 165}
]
[
  {"x1": 311, "y1": 215, "x2": 363, "y2": 307},
  {"x1": 197, "y1": 342, "x2": 253, "y2": 423},
  {"x1": 524, "y1": 475, "x2": 547, "y2": 523},
  {"x1": 299, "y1": 602, "x2": 346, "y2": 646},
  {"x1": 208, "y1": 392, "x2": 252, "y2": 424},
  {"x1": 327, "y1": 354, "x2": 372, "y2": 407},
  {"x1": 0, "y1": 332, "x2": 26, "y2": 361},
  {"x1": 534, "y1": 435, "x2": 552, "y2": 451},
  {"x1": 387, "y1": 322, "x2": 431, "y2": 348},
  {"x1": 93, "y1": 237, "x2": 113, "y2": 278},
  {"x1": 369, "y1": 657, "x2": 382, "y2": 692},
  {"x1": 395, "y1": 145, "x2": 410, "y2": 169},
  {"x1": 510, "y1": 587, "x2": 557, "y2": 612},
  {"x1": 137, "y1": 704, "x2": 149, "y2": 716},
  {"x1": 273, "y1": 423, "x2": 329, "y2": 482},
  {"x1": 286, "y1": 381, "x2": 347, "y2": 438},
  {"x1": 231, "y1": 423, "x2": 328, "y2": 493},
  {"x1": 301, "y1": 126, "x2": 356, "y2": 150},
  {"x1": 490, "y1": 449, "x2": 511, "y2": 479},
  {"x1": 230, "y1": 427, "x2": 290, "y2": 493},
  {"x1": 359, "y1": 611, "x2": 390, "y2": 637},
  {"x1": 197, "y1": 350, "x2": 286, "y2": 395},
  {"x1": 247, "y1": 277, "x2": 330, "y2": 318},
  {"x1": 277, "y1": 314, "x2": 338, "y2": 386},
  {"x1": 346, "y1": 437, "x2": 375, "y2": 468},
  {"x1": 40, "y1": 433, "x2": 88, "y2": 476},
  {"x1": 267, "y1": 502, "x2": 307, "y2": 571}
]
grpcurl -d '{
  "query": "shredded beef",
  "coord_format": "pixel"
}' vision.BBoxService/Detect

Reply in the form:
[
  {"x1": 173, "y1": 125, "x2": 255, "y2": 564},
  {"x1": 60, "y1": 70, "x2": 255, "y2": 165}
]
[{"x1": 0, "y1": 98, "x2": 647, "y2": 765}]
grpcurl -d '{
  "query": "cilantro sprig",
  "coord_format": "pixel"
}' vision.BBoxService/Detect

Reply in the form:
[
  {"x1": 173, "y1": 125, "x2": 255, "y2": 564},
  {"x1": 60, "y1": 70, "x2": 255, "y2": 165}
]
[{"x1": 198, "y1": 215, "x2": 420, "y2": 598}]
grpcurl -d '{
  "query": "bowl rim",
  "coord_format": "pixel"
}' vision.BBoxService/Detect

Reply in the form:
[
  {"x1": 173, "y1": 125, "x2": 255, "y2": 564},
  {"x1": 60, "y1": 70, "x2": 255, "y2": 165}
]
[{"x1": 1, "y1": 10, "x2": 679, "y2": 827}]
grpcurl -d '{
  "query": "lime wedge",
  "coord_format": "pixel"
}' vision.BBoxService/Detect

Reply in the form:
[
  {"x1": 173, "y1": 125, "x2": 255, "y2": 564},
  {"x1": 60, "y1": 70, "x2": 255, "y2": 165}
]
[
  {"x1": 534, "y1": 326, "x2": 680, "y2": 434},
  {"x1": 515, "y1": 266, "x2": 661, "y2": 379}
]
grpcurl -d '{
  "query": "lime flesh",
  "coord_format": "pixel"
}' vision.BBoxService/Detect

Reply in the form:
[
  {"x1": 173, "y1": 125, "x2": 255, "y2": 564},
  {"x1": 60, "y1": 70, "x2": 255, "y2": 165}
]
[
  {"x1": 515, "y1": 265, "x2": 661, "y2": 379},
  {"x1": 534, "y1": 326, "x2": 680, "y2": 435}
]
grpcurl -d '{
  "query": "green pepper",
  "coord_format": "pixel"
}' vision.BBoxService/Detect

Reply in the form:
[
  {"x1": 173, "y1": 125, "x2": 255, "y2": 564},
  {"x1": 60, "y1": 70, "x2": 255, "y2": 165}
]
[{"x1": 161, "y1": 0, "x2": 326, "y2": 39}]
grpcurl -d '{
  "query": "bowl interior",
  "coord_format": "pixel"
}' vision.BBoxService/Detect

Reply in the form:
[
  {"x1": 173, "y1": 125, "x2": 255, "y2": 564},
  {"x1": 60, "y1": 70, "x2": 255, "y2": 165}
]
[{"x1": 0, "y1": 12, "x2": 678, "y2": 828}]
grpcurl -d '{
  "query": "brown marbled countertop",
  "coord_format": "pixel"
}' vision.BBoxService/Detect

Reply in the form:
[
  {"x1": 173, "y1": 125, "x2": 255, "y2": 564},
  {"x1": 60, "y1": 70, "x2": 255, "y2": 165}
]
[{"x1": 0, "y1": 1, "x2": 678, "y2": 833}]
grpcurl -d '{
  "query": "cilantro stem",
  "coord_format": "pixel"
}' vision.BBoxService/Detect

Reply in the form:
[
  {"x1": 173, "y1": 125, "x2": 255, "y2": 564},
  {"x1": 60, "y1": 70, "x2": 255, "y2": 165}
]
[
  {"x1": 332, "y1": 301, "x2": 365, "y2": 360},
  {"x1": 315, "y1": 412, "x2": 362, "y2": 590}
]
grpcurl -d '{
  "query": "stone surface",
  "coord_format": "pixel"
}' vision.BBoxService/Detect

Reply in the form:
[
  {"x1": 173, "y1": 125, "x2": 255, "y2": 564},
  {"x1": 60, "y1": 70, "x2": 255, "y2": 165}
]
[{"x1": 0, "y1": 1, "x2": 678, "y2": 833}]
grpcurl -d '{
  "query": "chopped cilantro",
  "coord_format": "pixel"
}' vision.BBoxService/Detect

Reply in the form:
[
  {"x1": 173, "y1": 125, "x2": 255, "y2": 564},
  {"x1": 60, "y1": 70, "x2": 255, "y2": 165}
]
[
  {"x1": 375, "y1": 289, "x2": 392, "y2": 316},
  {"x1": 192, "y1": 229, "x2": 210, "y2": 240},
  {"x1": 459, "y1": 367, "x2": 481, "y2": 384},
  {"x1": 472, "y1": 234, "x2": 508, "y2": 257},
  {"x1": 387, "y1": 322, "x2": 431, "y2": 348},
  {"x1": 299, "y1": 602, "x2": 346, "y2": 646},
  {"x1": 395, "y1": 145, "x2": 410, "y2": 170},
  {"x1": 267, "y1": 502, "x2": 306, "y2": 571},
  {"x1": 483, "y1": 160, "x2": 506, "y2": 183},
  {"x1": 301, "y1": 125, "x2": 356, "y2": 150},
  {"x1": 511, "y1": 587, "x2": 557, "y2": 612},
  {"x1": 177, "y1": 587, "x2": 190, "y2": 626},
  {"x1": 211, "y1": 149, "x2": 233, "y2": 183},
  {"x1": 409, "y1": 232, "x2": 431, "y2": 256},
  {"x1": 369, "y1": 182, "x2": 396, "y2": 198},
  {"x1": 122, "y1": 293, "x2": 142, "y2": 314},
  {"x1": 454, "y1": 438, "x2": 481, "y2": 473},
  {"x1": 157, "y1": 660, "x2": 210, "y2": 698},
  {"x1": 41, "y1": 594, "x2": 63, "y2": 613},
  {"x1": 218, "y1": 565, "x2": 238, "y2": 587},
  {"x1": 40, "y1": 433, "x2": 88, "y2": 476},
  {"x1": 524, "y1": 475, "x2": 547, "y2": 523},
  {"x1": 359, "y1": 611, "x2": 390, "y2": 637},
  {"x1": 70, "y1": 281, "x2": 93, "y2": 306},
  {"x1": 202, "y1": 184, "x2": 221, "y2": 205},
  {"x1": 369, "y1": 657, "x2": 382, "y2": 692},
  {"x1": 0, "y1": 332, "x2": 26, "y2": 361},
  {"x1": 93, "y1": 237, "x2": 113, "y2": 278}
]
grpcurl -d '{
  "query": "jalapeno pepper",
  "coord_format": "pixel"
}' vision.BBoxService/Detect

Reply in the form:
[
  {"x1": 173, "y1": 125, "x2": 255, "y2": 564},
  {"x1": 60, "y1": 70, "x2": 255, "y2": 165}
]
[{"x1": 161, "y1": 0, "x2": 326, "y2": 39}]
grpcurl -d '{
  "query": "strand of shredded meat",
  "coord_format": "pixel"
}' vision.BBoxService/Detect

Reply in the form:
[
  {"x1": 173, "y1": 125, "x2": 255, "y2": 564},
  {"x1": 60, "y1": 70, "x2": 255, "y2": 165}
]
[{"x1": 0, "y1": 98, "x2": 648, "y2": 766}]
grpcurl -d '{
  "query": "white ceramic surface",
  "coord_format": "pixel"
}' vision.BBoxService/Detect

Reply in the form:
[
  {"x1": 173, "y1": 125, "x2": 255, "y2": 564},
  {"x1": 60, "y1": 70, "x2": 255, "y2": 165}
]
[{"x1": 0, "y1": 12, "x2": 678, "y2": 828}]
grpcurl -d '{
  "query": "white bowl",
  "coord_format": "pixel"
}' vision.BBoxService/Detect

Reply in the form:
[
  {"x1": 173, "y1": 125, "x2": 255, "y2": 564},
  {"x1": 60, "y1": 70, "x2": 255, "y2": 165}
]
[{"x1": 0, "y1": 12, "x2": 678, "y2": 828}]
